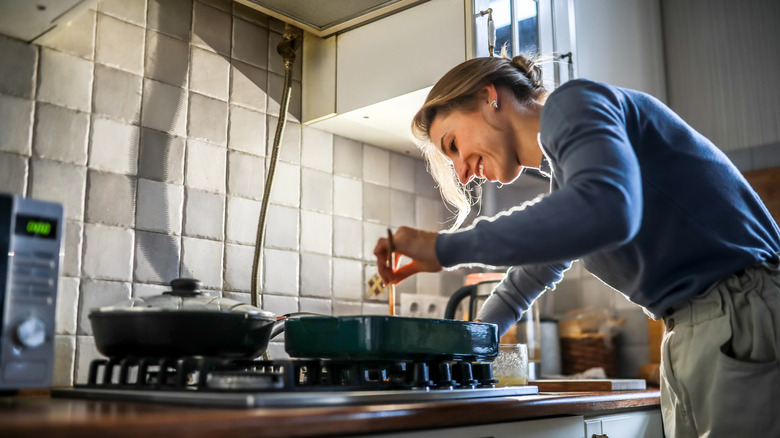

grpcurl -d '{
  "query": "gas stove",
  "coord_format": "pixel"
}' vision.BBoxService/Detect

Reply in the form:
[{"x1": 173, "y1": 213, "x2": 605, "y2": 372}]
[{"x1": 52, "y1": 355, "x2": 538, "y2": 408}]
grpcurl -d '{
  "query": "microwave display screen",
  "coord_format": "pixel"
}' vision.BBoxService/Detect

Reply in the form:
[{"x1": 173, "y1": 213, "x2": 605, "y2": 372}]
[{"x1": 15, "y1": 214, "x2": 58, "y2": 240}]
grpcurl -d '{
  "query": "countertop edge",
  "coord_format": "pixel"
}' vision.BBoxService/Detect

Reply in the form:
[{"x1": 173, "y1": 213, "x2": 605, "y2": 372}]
[{"x1": 1, "y1": 389, "x2": 661, "y2": 438}]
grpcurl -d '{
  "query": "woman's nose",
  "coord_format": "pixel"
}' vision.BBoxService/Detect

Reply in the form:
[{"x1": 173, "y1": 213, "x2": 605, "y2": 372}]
[{"x1": 453, "y1": 160, "x2": 471, "y2": 185}]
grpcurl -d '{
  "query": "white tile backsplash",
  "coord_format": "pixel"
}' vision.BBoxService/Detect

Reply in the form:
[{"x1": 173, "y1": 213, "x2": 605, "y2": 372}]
[
  {"x1": 185, "y1": 139, "x2": 227, "y2": 193},
  {"x1": 333, "y1": 136, "x2": 362, "y2": 178},
  {"x1": 224, "y1": 243, "x2": 254, "y2": 292},
  {"x1": 38, "y1": 48, "x2": 93, "y2": 112},
  {"x1": 301, "y1": 126, "x2": 334, "y2": 172},
  {"x1": 181, "y1": 237, "x2": 224, "y2": 289},
  {"x1": 82, "y1": 224, "x2": 134, "y2": 281},
  {"x1": 231, "y1": 60, "x2": 268, "y2": 112},
  {"x1": 62, "y1": 221, "x2": 84, "y2": 277},
  {"x1": 100, "y1": 0, "x2": 147, "y2": 27},
  {"x1": 232, "y1": 17, "x2": 269, "y2": 69},
  {"x1": 190, "y1": 46, "x2": 230, "y2": 100},
  {"x1": 188, "y1": 92, "x2": 228, "y2": 145},
  {"x1": 333, "y1": 175, "x2": 362, "y2": 219},
  {"x1": 228, "y1": 104, "x2": 266, "y2": 156},
  {"x1": 225, "y1": 196, "x2": 262, "y2": 245},
  {"x1": 300, "y1": 210, "x2": 332, "y2": 255},
  {"x1": 147, "y1": 0, "x2": 192, "y2": 41},
  {"x1": 93, "y1": 64, "x2": 143, "y2": 124},
  {"x1": 138, "y1": 128, "x2": 185, "y2": 184},
  {"x1": 183, "y1": 188, "x2": 225, "y2": 239},
  {"x1": 29, "y1": 158, "x2": 87, "y2": 221},
  {"x1": 145, "y1": 30, "x2": 190, "y2": 88},
  {"x1": 53, "y1": 335, "x2": 76, "y2": 386},
  {"x1": 0, "y1": 94, "x2": 33, "y2": 155},
  {"x1": 390, "y1": 153, "x2": 417, "y2": 192},
  {"x1": 264, "y1": 204, "x2": 299, "y2": 250},
  {"x1": 227, "y1": 150, "x2": 265, "y2": 199},
  {"x1": 0, "y1": 35, "x2": 38, "y2": 99},
  {"x1": 362, "y1": 145, "x2": 390, "y2": 186},
  {"x1": 89, "y1": 116, "x2": 140, "y2": 175},
  {"x1": 268, "y1": 161, "x2": 300, "y2": 207},
  {"x1": 0, "y1": 152, "x2": 27, "y2": 195},
  {"x1": 333, "y1": 216, "x2": 362, "y2": 259},
  {"x1": 95, "y1": 14, "x2": 145, "y2": 75},
  {"x1": 77, "y1": 279, "x2": 132, "y2": 335},
  {"x1": 263, "y1": 248, "x2": 299, "y2": 295},
  {"x1": 300, "y1": 253, "x2": 331, "y2": 298},
  {"x1": 301, "y1": 168, "x2": 333, "y2": 213},
  {"x1": 142, "y1": 78, "x2": 188, "y2": 136},
  {"x1": 33, "y1": 103, "x2": 89, "y2": 165},
  {"x1": 192, "y1": 1, "x2": 232, "y2": 56},
  {"x1": 85, "y1": 170, "x2": 137, "y2": 227},
  {"x1": 1, "y1": 1, "x2": 456, "y2": 387},
  {"x1": 134, "y1": 230, "x2": 181, "y2": 283},
  {"x1": 136, "y1": 178, "x2": 184, "y2": 234},
  {"x1": 56, "y1": 277, "x2": 79, "y2": 335},
  {"x1": 332, "y1": 258, "x2": 363, "y2": 301}
]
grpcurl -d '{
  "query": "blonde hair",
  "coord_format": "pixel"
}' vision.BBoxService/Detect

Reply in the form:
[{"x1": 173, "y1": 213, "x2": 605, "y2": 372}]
[{"x1": 412, "y1": 54, "x2": 546, "y2": 229}]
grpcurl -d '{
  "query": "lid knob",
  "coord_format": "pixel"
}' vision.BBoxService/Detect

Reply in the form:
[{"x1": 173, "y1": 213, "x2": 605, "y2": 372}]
[{"x1": 166, "y1": 278, "x2": 203, "y2": 297}]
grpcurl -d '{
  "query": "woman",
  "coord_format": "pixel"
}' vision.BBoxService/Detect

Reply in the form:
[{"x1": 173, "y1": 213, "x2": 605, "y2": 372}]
[{"x1": 374, "y1": 55, "x2": 780, "y2": 437}]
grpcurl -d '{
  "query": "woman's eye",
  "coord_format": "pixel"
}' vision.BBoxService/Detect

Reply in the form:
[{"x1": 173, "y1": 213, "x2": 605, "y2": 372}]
[{"x1": 449, "y1": 140, "x2": 457, "y2": 153}]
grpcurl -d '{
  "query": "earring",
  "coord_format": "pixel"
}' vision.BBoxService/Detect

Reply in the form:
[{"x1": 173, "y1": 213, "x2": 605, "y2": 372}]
[{"x1": 490, "y1": 100, "x2": 498, "y2": 109}]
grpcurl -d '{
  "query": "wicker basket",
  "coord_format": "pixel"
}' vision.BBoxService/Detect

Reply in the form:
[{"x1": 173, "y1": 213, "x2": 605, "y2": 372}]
[{"x1": 559, "y1": 333, "x2": 618, "y2": 377}]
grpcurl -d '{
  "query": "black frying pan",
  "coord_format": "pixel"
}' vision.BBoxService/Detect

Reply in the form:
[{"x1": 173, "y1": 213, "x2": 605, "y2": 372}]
[{"x1": 88, "y1": 279, "x2": 283, "y2": 359}]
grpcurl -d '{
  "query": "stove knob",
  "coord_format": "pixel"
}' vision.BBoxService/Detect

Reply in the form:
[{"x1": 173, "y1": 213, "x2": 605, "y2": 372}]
[
  {"x1": 411, "y1": 362, "x2": 433, "y2": 388},
  {"x1": 15, "y1": 316, "x2": 46, "y2": 349},
  {"x1": 472, "y1": 363, "x2": 498, "y2": 386},
  {"x1": 452, "y1": 362, "x2": 477, "y2": 387},
  {"x1": 433, "y1": 362, "x2": 455, "y2": 388}
]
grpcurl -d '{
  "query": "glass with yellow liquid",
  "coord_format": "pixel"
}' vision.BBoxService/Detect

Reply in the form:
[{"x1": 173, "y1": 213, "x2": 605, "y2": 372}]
[{"x1": 493, "y1": 343, "x2": 529, "y2": 386}]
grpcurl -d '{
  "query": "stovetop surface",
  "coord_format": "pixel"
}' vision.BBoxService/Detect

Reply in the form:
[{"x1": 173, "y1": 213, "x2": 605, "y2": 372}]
[{"x1": 50, "y1": 356, "x2": 538, "y2": 408}]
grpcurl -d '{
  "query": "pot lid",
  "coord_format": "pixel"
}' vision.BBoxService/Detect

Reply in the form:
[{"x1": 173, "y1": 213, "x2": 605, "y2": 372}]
[{"x1": 91, "y1": 278, "x2": 274, "y2": 318}]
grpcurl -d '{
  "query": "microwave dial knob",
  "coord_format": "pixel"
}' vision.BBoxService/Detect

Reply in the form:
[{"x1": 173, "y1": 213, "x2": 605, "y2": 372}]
[{"x1": 15, "y1": 317, "x2": 46, "y2": 349}]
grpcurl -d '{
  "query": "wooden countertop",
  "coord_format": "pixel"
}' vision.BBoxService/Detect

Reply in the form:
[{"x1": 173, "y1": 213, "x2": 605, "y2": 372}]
[{"x1": 0, "y1": 389, "x2": 660, "y2": 438}]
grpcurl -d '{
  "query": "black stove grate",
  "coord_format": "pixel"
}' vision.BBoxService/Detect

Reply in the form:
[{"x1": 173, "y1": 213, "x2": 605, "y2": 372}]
[{"x1": 81, "y1": 356, "x2": 498, "y2": 392}]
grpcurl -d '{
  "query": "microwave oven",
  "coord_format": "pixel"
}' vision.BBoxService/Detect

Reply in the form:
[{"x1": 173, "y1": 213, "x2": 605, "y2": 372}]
[{"x1": 0, "y1": 193, "x2": 63, "y2": 390}]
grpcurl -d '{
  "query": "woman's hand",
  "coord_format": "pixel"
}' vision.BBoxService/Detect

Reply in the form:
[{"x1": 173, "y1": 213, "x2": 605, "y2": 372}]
[{"x1": 374, "y1": 226, "x2": 442, "y2": 285}]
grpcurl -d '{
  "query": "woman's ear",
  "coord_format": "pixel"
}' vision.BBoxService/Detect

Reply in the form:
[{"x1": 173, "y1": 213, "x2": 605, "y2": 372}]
[{"x1": 480, "y1": 84, "x2": 499, "y2": 108}]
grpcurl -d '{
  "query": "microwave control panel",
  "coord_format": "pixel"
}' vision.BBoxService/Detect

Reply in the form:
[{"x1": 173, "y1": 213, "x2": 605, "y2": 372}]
[{"x1": 0, "y1": 194, "x2": 63, "y2": 390}]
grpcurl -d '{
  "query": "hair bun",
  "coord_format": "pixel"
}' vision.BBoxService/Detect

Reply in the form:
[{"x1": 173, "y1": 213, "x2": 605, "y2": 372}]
[{"x1": 511, "y1": 55, "x2": 542, "y2": 88}]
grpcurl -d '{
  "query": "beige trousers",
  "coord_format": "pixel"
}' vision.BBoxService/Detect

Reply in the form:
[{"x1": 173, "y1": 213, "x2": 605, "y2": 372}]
[{"x1": 660, "y1": 256, "x2": 780, "y2": 438}]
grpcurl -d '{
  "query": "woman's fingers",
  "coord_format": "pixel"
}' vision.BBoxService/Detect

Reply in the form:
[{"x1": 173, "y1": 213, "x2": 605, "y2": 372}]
[{"x1": 374, "y1": 227, "x2": 443, "y2": 285}]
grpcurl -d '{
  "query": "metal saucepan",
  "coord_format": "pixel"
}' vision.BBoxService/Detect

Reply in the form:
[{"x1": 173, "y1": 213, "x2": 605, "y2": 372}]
[{"x1": 89, "y1": 278, "x2": 283, "y2": 359}]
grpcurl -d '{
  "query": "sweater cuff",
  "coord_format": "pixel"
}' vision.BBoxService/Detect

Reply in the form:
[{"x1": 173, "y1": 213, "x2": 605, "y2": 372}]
[{"x1": 476, "y1": 294, "x2": 522, "y2": 337}]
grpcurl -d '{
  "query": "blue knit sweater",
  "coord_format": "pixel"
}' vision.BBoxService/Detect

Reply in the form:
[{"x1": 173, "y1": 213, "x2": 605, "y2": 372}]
[{"x1": 435, "y1": 79, "x2": 780, "y2": 335}]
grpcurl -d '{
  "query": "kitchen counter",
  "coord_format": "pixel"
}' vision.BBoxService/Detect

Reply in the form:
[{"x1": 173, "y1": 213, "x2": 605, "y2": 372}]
[{"x1": 0, "y1": 388, "x2": 660, "y2": 438}]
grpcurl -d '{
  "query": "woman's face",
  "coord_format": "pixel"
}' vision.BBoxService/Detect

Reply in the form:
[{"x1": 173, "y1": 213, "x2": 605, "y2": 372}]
[{"x1": 429, "y1": 105, "x2": 527, "y2": 185}]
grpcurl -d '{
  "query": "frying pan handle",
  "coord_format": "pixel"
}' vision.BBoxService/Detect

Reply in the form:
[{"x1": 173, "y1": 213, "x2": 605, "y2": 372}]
[
  {"x1": 271, "y1": 318, "x2": 287, "y2": 339},
  {"x1": 269, "y1": 312, "x2": 323, "y2": 339},
  {"x1": 444, "y1": 285, "x2": 479, "y2": 320}
]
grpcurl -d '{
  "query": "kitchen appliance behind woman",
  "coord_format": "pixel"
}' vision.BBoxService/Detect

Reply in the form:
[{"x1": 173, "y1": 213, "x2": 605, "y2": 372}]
[{"x1": 0, "y1": 194, "x2": 63, "y2": 391}]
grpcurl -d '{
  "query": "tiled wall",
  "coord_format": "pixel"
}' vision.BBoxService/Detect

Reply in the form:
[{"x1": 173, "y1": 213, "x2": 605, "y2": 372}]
[{"x1": 0, "y1": 0, "x2": 454, "y2": 385}]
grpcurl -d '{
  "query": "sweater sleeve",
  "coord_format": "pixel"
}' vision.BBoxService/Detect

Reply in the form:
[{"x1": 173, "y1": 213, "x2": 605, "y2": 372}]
[{"x1": 476, "y1": 262, "x2": 571, "y2": 336}]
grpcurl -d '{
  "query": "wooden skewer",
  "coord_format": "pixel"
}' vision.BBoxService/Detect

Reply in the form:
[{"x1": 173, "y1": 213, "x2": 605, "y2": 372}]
[{"x1": 386, "y1": 228, "x2": 395, "y2": 316}]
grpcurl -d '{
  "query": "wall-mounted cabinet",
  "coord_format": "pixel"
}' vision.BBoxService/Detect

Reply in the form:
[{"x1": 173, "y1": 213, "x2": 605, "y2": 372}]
[
  {"x1": 302, "y1": 0, "x2": 479, "y2": 155},
  {"x1": 302, "y1": 0, "x2": 575, "y2": 155}
]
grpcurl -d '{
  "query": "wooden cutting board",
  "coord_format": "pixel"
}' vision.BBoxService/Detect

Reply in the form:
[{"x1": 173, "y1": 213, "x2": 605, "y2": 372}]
[{"x1": 530, "y1": 379, "x2": 647, "y2": 392}]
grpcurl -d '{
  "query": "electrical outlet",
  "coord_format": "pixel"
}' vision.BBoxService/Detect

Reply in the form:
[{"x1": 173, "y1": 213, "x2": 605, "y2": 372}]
[{"x1": 400, "y1": 293, "x2": 451, "y2": 319}]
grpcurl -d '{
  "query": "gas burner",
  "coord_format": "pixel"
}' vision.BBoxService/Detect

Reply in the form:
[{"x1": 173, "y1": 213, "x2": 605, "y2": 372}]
[
  {"x1": 78, "y1": 356, "x2": 500, "y2": 392},
  {"x1": 52, "y1": 356, "x2": 536, "y2": 408}
]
